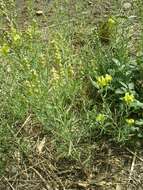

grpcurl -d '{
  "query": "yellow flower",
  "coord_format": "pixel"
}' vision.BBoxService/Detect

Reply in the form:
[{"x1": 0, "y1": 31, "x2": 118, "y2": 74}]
[
  {"x1": 68, "y1": 65, "x2": 74, "y2": 78},
  {"x1": 126, "y1": 119, "x2": 135, "y2": 125},
  {"x1": 11, "y1": 28, "x2": 21, "y2": 43},
  {"x1": 1, "y1": 44, "x2": 10, "y2": 56},
  {"x1": 97, "y1": 76, "x2": 106, "y2": 87},
  {"x1": 25, "y1": 80, "x2": 31, "y2": 88},
  {"x1": 97, "y1": 74, "x2": 112, "y2": 88},
  {"x1": 13, "y1": 33, "x2": 21, "y2": 42},
  {"x1": 108, "y1": 18, "x2": 116, "y2": 25},
  {"x1": 55, "y1": 49, "x2": 62, "y2": 65},
  {"x1": 39, "y1": 54, "x2": 45, "y2": 65},
  {"x1": 105, "y1": 74, "x2": 112, "y2": 82},
  {"x1": 26, "y1": 26, "x2": 33, "y2": 38},
  {"x1": 96, "y1": 114, "x2": 105, "y2": 123},
  {"x1": 31, "y1": 69, "x2": 38, "y2": 77},
  {"x1": 108, "y1": 18, "x2": 116, "y2": 29},
  {"x1": 52, "y1": 41, "x2": 62, "y2": 65},
  {"x1": 51, "y1": 67, "x2": 60, "y2": 81},
  {"x1": 123, "y1": 92, "x2": 135, "y2": 105}
]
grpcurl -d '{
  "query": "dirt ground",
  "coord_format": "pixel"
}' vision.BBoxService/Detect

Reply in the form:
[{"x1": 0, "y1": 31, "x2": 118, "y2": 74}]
[{"x1": 1, "y1": 138, "x2": 143, "y2": 190}]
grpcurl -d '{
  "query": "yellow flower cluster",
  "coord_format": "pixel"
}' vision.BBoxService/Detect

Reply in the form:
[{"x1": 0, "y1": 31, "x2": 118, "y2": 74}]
[
  {"x1": 25, "y1": 80, "x2": 31, "y2": 88},
  {"x1": 31, "y1": 69, "x2": 38, "y2": 78},
  {"x1": 60, "y1": 66, "x2": 65, "y2": 78},
  {"x1": 13, "y1": 33, "x2": 21, "y2": 42},
  {"x1": 67, "y1": 65, "x2": 74, "y2": 78},
  {"x1": 123, "y1": 92, "x2": 134, "y2": 105},
  {"x1": 55, "y1": 49, "x2": 61, "y2": 65},
  {"x1": 26, "y1": 26, "x2": 33, "y2": 39},
  {"x1": 96, "y1": 113, "x2": 105, "y2": 123},
  {"x1": 107, "y1": 18, "x2": 116, "y2": 34},
  {"x1": 97, "y1": 74, "x2": 112, "y2": 88},
  {"x1": 39, "y1": 54, "x2": 45, "y2": 66},
  {"x1": 52, "y1": 41, "x2": 62, "y2": 66},
  {"x1": 50, "y1": 64, "x2": 74, "y2": 88},
  {"x1": 126, "y1": 118, "x2": 135, "y2": 125},
  {"x1": 51, "y1": 67, "x2": 60, "y2": 82},
  {"x1": 24, "y1": 80, "x2": 39, "y2": 94},
  {"x1": 108, "y1": 18, "x2": 116, "y2": 28},
  {"x1": 11, "y1": 28, "x2": 21, "y2": 44},
  {"x1": 0, "y1": 43, "x2": 10, "y2": 56}
]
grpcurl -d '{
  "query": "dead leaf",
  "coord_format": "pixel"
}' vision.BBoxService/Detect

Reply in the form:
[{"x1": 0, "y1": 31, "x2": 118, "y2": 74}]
[
  {"x1": 77, "y1": 181, "x2": 89, "y2": 188},
  {"x1": 36, "y1": 137, "x2": 46, "y2": 154},
  {"x1": 116, "y1": 184, "x2": 122, "y2": 190},
  {"x1": 14, "y1": 150, "x2": 21, "y2": 163}
]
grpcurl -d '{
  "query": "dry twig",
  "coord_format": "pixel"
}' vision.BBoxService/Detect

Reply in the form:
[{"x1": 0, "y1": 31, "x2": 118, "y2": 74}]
[
  {"x1": 128, "y1": 151, "x2": 137, "y2": 185},
  {"x1": 126, "y1": 148, "x2": 143, "y2": 162},
  {"x1": 3, "y1": 176, "x2": 16, "y2": 190},
  {"x1": 31, "y1": 167, "x2": 53, "y2": 190},
  {"x1": 15, "y1": 114, "x2": 31, "y2": 137}
]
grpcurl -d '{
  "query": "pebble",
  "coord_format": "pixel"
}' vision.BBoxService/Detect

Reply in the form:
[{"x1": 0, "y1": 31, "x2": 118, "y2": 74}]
[
  {"x1": 36, "y1": 10, "x2": 43, "y2": 16},
  {"x1": 9, "y1": 166, "x2": 18, "y2": 174},
  {"x1": 123, "y1": 2, "x2": 132, "y2": 10}
]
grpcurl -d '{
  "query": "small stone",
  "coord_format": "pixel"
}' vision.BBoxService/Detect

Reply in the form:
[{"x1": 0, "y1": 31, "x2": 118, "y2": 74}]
[
  {"x1": 36, "y1": 10, "x2": 43, "y2": 16},
  {"x1": 123, "y1": 2, "x2": 132, "y2": 10},
  {"x1": 11, "y1": 166, "x2": 18, "y2": 174}
]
